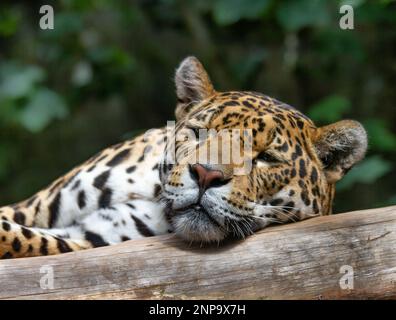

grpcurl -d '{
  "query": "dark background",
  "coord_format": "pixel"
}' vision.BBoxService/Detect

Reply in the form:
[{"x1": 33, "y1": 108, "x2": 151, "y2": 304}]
[{"x1": 0, "y1": 0, "x2": 395, "y2": 213}]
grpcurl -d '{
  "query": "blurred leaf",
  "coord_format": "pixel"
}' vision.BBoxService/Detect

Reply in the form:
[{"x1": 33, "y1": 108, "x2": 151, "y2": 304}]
[
  {"x1": 340, "y1": 0, "x2": 366, "y2": 6},
  {"x1": 313, "y1": 29, "x2": 366, "y2": 63},
  {"x1": 19, "y1": 89, "x2": 68, "y2": 133},
  {"x1": 232, "y1": 49, "x2": 266, "y2": 84},
  {"x1": 71, "y1": 60, "x2": 93, "y2": 86},
  {"x1": 0, "y1": 7, "x2": 20, "y2": 36},
  {"x1": 0, "y1": 101, "x2": 20, "y2": 125},
  {"x1": 42, "y1": 12, "x2": 83, "y2": 38},
  {"x1": 0, "y1": 65, "x2": 45, "y2": 99},
  {"x1": 358, "y1": 1, "x2": 396, "y2": 24},
  {"x1": 308, "y1": 95, "x2": 351, "y2": 123},
  {"x1": 88, "y1": 46, "x2": 134, "y2": 70},
  {"x1": 363, "y1": 119, "x2": 396, "y2": 152},
  {"x1": 212, "y1": 0, "x2": 271, "y2": 26},
  {"x1": 337, "y1": 155, "x2": 393, "y2": 191},
  {"x1": 276, "y1": 0, "x2": 331, "y2": 31}
]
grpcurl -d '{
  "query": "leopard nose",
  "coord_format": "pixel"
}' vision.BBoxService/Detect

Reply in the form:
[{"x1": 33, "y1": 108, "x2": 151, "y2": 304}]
[{"x1": 189, "y1": 164, "x2": 228, "y2": 191}]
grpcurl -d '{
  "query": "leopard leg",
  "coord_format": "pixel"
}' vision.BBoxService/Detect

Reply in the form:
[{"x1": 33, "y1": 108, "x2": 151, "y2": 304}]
[
  {"x1": 0, "y1": 219, "x2": 93, "y2": 259},
  {"x1": 0, "y1": 201, "x2": 169, "y2": 259}
]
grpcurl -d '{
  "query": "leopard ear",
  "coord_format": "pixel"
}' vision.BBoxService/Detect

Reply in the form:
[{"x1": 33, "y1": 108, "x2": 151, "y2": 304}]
[
  {"x1": 313, "y1": 120, "x2": 368, "y2": 183},
  {"x1": 174, "y1": 56, "x2": 215, "y2": 121}
]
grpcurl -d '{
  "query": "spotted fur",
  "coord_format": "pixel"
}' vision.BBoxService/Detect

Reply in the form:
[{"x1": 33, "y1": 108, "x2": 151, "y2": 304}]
[{"x1": 0, "y1": 57, "x2": 367, "y2": 258}]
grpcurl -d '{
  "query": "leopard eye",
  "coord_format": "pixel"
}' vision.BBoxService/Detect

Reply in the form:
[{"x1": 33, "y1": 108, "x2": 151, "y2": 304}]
[{"x1": 256, "y1": 152, "x2": 280, "y2": 164}]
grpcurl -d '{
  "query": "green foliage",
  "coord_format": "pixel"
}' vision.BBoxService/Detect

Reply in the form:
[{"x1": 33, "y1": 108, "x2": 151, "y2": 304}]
[
  {"x1": 19, "y1": 89, "x2": 68, "y2": 133},
  {"x1": 0, "y1": 64, "x2": 44, "y2": 99},
  {"x1": 0, "y1": 64, "x2": 67, "y2": 132},
  {"x1": 212, "y1": 0, "x2": 271, "y2": 26},
  {"x1": 276, "y1": 0, "x2": 331, "y2": 31},
  {"x1": 0, "y1": 7, "x2": 20, "y2": 37},
  {"x1": 363, "y1": 119, "x2": 396, "y2": 152},
  {"x1": 308, "y1": 95, "x2": 351, "y2": 123},
  {"x1": 337, "y1": 155, "x2": 393, "y2": 191}
]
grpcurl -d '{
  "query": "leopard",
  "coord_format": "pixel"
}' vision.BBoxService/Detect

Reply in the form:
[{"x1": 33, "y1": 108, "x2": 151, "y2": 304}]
[{"x1": 0, "y1": 56, "x2": 367, "y2": 259}]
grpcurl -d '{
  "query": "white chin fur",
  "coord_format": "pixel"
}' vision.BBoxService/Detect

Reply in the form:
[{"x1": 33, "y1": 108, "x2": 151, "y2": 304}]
[{"x1": 171, "y1": 210, "x2": 227, "y2": 243}]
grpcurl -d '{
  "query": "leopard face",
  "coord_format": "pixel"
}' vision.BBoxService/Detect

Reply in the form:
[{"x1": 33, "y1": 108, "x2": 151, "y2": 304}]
[{"x1": 159, "y1": 57, "x2": 367, "y2": 243}]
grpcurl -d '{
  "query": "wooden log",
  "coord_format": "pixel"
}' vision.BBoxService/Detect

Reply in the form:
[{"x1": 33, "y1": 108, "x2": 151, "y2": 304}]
[{"x1": 0, "y1": 206, "x2": 395, "y2": 300}]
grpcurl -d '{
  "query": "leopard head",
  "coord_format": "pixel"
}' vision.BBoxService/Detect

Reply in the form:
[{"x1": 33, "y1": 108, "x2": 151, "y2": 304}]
[{"x1": 159, "y1": 57, "x2": 367, "y2": 243}]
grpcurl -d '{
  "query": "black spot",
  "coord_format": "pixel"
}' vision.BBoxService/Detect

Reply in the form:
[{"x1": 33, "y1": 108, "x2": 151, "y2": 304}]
[
  {"x1": 1, "y1": 252, "x2": 13, "y2": 259},
  {"x1": 137, "y1": 154, "x2": 145, "y2": 162},
  {"x1": 26, "y1": 195, "x2": 37, "y2": 207},
  {"x1": 12, "y1": 237, "x2": 22, "y2": 252},
  {"x1": 71, "y1": 179, "x2": 81, "y2": 191},
  {"x1": 93, "y1": 170, "x2": 111, "y2": 190},
  {"x1": 153, "y1": 184, "x2": 161, "y2": 198},
  {"x1": 289, "y1": 190, "x2": 295, "y2": 197},
  {"x1": 165, "y1": 163, "x2": 174, "y2": 173},
  {"x1": 99, "y1": 213, "x2": 113, "y2": 221},
  {"x1": 14, "y1": 211, "x2": 26, "y2": 225},
  {"x1": 106, "y1": 149, "x2": 130, "y2": 167},
  {"x1": 296, "y1": 120, "x2": 304, "y2": 129},
  {"x1": 87, "y1": 150, "x2": 104, "y2": 164},
  {"x1": 301, "y1": 191, "x2": 311, "y2": 206},
  {"x1": 242, "y1": 100, "x2": 254, "y2": 108},
  {"x1": 87, "y1": 165, "x2": 96, "y2": 172},
  {"x1": 126, "y1": 203, "x2": 136, "y2": 210},
  {"x1": 290, "y1": 168, "x2": 297, "y2": 178},
  {"x1": 77, "y1": 190, "x2": 86, "y2": 209},
  {"x1": 48, "y1": 179, "x2": 64, "y2": 195},
  {"x1": 112, "y1": 142, "x2": 124, "y2": 150},
  {"x1": 223, "y1": 100, "x2": 240, "y2": 107},
  {"x1": 292, "y1": 144, "x2": 303, "y2": 161},
  {"x1": 56, "y1": 238, "x2": 72, "y2": 253},
  {"x1": 152, "y1": 163, "x2": 159, "y2": 170},
  {"x1": 98, "y1": 188, "x2": 112, "y2": 208},
  {"x1": 273, "y1": 117, "x2": 285, "y2": 129},
  {"x1": 48, "y1": 193, "x2": 62, "y2": 227},
  {"x1": 40, "y1": 237, "x2": 49, "y2": 255},
  {"x1": 126, "y1": 165, "x2": 136, "y2": 173},
  {"x1": 85, "y1": 231, "x2": 109, "y2": 247},
  {"x1": 63, "y1": 170, "x2": 82, "y2": 189},
  {"x1": 310, "y1": 167, "x2": 318, "y2": 184},
  {"x1": 295, "y1": 144, "x2": 302, "y2": 156},
  {"x1": 121, "y1": 236, "x2": 130, "y2": 242},
  {"x1": 21, "y1": 227, "x2": 33, "y2": 239},
  {"x1": 299, "y1": 159, "x2": 307, "y2": 178},
  {"x1": 312, "y1": 185, "x2": 320, "y2": 197},
  {"x1": 284, "y1": 201, "x2": 295, "y2": 212},
  {"x1": 34, "y1": 201, "x2": 41, "y2": 217},
  {"x1": 131, "y1": 215, "x2": 154, "y2": 237},
  {"x1": 276, "y1": 142, "x2": 289, "y2": 152},
  {"x1": 313, "y1": 199, "x2": 319, "y2": 214},
  {"x1": 270, "y1": 199, "x2": 283, "y2": 206},
  {"x1": 2, "y1": 221, "x2": 10, "y2": 231}
]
